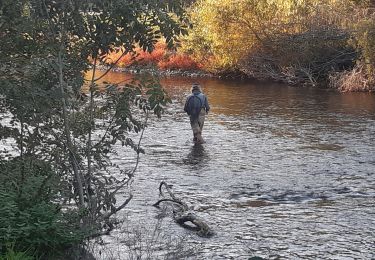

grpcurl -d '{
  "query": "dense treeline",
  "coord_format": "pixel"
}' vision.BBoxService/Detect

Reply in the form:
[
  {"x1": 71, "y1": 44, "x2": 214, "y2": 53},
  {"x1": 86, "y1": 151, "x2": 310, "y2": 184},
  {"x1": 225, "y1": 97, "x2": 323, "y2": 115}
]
[
  {"x1": 107, "y1": 0, "x2": 375, "y2": 91},
  {"x1": 103, "y1": 0, "x2": 375, "y2": 91},
  {"x1": 181, "y1": 0, "x2": 375, "y2": 91}
]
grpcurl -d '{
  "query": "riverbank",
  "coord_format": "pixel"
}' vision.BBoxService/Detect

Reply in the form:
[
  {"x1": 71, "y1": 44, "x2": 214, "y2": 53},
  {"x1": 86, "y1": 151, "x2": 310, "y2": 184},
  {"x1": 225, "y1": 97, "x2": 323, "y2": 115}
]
[
  {"x1": 96, "y1": 64, "x2": 375, "y2": 92},
  {"x1": 96, "y1": 64, "x2": 214, "y2": 78}
]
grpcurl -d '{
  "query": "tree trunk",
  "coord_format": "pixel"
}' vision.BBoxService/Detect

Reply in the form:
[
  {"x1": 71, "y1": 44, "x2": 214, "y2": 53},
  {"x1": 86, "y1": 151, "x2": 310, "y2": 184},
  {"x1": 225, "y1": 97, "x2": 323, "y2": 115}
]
[{"x1": 58, "y1": 44, "x2": 85, "y2": 208}]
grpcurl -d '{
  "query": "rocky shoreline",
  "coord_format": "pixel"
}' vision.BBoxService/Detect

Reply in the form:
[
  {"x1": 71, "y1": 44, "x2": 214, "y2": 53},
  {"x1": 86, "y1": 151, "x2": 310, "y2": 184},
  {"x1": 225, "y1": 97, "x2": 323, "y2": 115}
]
[{"x1": 96, "y1": 65, "x2": 215, "y2": 78}]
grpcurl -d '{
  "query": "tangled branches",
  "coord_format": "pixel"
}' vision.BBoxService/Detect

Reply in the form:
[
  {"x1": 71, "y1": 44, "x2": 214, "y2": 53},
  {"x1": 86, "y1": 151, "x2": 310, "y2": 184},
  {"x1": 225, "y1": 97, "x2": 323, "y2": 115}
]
[{"x1": 153, "y1": 181, "x2": 214, "y2": 238}]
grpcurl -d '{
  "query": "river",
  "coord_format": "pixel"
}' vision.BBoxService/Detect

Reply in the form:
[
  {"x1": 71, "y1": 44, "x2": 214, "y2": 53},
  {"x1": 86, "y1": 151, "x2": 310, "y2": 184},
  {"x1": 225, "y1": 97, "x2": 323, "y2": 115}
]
[{"x1": 91, "y1": 70, "x2": 375, "y2": 259}]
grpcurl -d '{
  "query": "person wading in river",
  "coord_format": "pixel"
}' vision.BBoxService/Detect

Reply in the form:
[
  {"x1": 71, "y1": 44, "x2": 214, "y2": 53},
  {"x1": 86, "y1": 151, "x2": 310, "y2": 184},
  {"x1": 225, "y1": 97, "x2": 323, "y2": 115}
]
[{"x1": 184, "y1": 83, "x2": 210, "y2": 144}]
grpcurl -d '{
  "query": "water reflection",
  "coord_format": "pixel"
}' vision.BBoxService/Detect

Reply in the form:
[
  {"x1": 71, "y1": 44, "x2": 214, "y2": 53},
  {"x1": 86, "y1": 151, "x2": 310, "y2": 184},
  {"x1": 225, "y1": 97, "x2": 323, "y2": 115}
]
[
  {"x1": 183, "y1": 143, "x2": 209, "y2": 168},
  {"x1": 87, "y1": 70, "x2": 375, "y2": 119}
]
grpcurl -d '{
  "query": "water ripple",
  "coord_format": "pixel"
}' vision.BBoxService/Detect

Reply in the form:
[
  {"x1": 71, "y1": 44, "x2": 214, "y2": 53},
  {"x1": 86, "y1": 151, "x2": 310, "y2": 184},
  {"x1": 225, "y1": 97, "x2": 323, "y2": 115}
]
[{"x1": 96, "y1": 72, "x2": 375, "y2": 259}]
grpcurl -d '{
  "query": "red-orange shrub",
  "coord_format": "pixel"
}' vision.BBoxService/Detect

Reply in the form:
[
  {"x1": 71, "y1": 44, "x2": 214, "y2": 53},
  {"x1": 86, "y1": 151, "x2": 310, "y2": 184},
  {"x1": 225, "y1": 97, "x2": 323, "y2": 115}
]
[
  {"x1": 101, "y1": 42, "x2": 202, "y2": 71},
  {"x1": 104, "y1": 42, "x2": 167, "y2": 67},
  {"x1": 135, "y1": 42, "x2": 166, "y2": 65},
  {"x1": 158, "y1": 54, "x2": 202, "y2": 70}
]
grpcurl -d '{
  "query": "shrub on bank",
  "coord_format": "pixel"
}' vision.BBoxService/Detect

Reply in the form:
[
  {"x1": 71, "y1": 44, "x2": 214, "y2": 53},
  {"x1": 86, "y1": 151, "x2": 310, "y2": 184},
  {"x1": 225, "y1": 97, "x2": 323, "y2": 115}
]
[
  {"x1": 352, "y1": 12, "x2": 375, "y2": 78},
  {"x1": 104, "y1": 42, "x2": 167, "y2": 68},
  {"x1": 104, "y1": 42, "x2": 201, "y2": 71},
  {"x1": 0, "y1": 243, "x2": 35, "y2": 260},
  {"x1": 158, "y1": 53, "x2": 202, "y2": 70},
  {"x1": 329, "y1": 64, "x2": 375, "y2": 92},
  {"x1": 136, "y1": 42, "x2": 166, "y2": 66},
  {"x1": 0, "y1": 157, "x2": 84, "y2": 259},
  {"x1": 241, "y1": 26, "x2": 356, "y2": 86}
]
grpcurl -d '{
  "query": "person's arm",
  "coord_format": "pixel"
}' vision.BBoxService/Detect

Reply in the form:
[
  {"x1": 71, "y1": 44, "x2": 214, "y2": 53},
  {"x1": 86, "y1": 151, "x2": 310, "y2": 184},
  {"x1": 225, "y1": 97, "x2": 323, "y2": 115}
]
[
  {"x1": 204, "y1": 95, "x2": 210, "y2": 113},
  {"x1": 184, "y1": 96, "x2": 189, "y2": 114}
]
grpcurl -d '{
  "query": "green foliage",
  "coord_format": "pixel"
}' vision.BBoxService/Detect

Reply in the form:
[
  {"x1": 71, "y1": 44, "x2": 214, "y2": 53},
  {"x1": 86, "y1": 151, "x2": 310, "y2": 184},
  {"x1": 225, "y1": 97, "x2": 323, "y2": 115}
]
[
  {"x1": 0, "y1": 157, "x2": 83, "y2": 258},
  {"x1": 0, "y1": 243, "x2": 34, "y2": 260},
  {"x1": 0, "y1": 0, "x2": 187, "y2": 257}
]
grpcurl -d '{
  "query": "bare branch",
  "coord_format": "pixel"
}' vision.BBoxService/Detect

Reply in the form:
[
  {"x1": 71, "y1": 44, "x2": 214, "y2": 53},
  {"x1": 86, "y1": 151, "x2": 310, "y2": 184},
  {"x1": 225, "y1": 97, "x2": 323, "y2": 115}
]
[
  {"x1": 154, "y1": 182, "x2": 214, "y2": 237},
  {"x1": 93, "y1": 51, "x2": 132, "y2": 82},
  {"x1": 153, "y1": 198, "x2": 185, "y2": 209},
  {"x1": 101, "y1": 194, "x2": 133, "y2": 221}
]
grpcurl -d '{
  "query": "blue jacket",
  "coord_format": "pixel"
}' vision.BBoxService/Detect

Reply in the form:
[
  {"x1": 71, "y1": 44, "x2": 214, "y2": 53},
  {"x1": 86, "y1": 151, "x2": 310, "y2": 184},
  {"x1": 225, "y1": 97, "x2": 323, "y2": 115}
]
[{"x1": 184, "y1": 90, "x2": 210, "y2": 114}]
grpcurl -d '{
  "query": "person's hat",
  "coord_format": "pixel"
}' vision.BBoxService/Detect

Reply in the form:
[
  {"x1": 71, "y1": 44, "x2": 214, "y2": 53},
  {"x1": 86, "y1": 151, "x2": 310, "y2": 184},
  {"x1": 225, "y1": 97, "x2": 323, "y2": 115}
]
[{"x1": 191, "y1": 83, "x2": 201, "y2": 92}]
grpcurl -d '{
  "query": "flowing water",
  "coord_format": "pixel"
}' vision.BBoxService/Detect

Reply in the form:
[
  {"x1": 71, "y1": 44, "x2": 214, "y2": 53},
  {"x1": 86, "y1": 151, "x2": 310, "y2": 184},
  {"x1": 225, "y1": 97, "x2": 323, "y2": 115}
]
[{"x1": 93, "y1": 71, "x2": 375, "y2": 259}]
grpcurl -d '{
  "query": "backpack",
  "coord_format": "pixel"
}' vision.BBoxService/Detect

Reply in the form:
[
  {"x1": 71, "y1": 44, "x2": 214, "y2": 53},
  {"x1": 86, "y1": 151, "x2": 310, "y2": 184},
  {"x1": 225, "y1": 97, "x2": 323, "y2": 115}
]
[{"x1": 185, "y1": 94, "x2": 203, "y2": 119}]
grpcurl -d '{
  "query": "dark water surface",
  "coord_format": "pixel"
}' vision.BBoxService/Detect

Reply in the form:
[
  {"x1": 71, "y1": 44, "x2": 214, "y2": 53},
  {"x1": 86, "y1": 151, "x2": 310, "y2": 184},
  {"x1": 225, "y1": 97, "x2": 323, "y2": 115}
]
[{"x1": 94, "y1": 71, "x2": 375, "y2": 259}]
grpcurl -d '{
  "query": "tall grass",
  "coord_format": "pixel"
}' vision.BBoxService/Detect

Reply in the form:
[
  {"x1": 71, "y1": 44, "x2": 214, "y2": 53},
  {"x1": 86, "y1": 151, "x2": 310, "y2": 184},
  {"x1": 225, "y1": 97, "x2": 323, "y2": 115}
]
[
  {"x1": 0, "y1": 244, "x2": 34, "y2": 260},
  {"x1": 329, "y1": 64, "x2": 375, "y2": 92}
]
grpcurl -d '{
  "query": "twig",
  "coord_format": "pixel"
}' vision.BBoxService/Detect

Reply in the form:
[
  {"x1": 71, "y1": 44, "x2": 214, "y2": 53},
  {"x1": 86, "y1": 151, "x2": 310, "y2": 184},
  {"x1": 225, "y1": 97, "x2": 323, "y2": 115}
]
[{"x1": 153, "y1": 198, "x2": 186, "y2": 209}]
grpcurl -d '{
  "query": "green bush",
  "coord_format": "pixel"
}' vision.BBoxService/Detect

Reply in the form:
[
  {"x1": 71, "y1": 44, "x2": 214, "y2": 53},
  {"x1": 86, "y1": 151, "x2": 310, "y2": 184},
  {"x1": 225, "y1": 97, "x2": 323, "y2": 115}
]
[
  {"x1": 0, "y1": 158, "x2": 83, "y2": 259},
  {"x1": 0, "y1": 243, "x2": 34, "y2": 260}
]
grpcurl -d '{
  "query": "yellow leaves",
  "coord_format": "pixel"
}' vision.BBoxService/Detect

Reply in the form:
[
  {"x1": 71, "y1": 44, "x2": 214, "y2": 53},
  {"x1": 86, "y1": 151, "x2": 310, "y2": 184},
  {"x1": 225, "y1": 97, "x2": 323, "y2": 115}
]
[
  {"x1": 353, "y1": 18, "x2": 375, "y2": 75},
  {"x1": 187, "y1": 0, "x2": 264, "y2": 68},
  {"x1": 183, "y1": 0, "x2": 374, "y2": 77},
  {"x1": 21, "y1": 33, "x2": 33, "y2": 41}
]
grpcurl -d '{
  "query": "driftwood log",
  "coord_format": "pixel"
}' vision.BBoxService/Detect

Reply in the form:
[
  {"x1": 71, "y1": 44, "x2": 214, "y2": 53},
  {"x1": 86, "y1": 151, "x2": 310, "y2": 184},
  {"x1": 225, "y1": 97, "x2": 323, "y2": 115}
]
[{"x1": 153, "y1": 181, "x2": 214, "y2": 237}]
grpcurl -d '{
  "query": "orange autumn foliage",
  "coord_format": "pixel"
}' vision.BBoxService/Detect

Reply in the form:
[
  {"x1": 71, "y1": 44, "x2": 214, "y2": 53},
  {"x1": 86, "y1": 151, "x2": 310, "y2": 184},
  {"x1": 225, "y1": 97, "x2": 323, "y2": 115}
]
[
  {"x1": 158, "y1": 54, "x2": 202, "y2": 70},
  {"x1": 103, "y1": 42, "x2": 201, "y2": 70}
]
